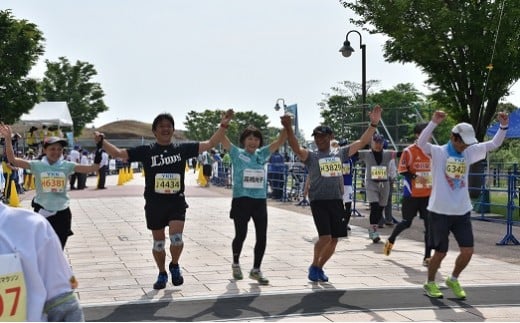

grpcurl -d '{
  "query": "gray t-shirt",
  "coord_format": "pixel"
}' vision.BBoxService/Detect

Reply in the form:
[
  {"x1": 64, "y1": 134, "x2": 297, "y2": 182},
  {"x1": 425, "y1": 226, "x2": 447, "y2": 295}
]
[{"x1": 304, "y1": 146, "x2": 350, "y2": 201}]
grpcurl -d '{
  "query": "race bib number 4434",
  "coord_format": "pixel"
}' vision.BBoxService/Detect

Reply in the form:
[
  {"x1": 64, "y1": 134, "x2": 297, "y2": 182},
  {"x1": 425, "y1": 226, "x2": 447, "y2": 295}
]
[
  {"x1": 154, "y1": 173, "x2": 181, "y2": 194},
  {"x1": 0, "y1": 254, "x2": 27, "y2": 322}
]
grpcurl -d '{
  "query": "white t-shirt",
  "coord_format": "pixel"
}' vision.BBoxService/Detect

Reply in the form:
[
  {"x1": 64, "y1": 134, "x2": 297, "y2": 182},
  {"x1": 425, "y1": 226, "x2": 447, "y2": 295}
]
[
  {"x1": 418, "y1": 121, "x2": 507, "y2": 215},
  {"x1": 0, "y1": 203, "x2": 75, "y2": 321}
]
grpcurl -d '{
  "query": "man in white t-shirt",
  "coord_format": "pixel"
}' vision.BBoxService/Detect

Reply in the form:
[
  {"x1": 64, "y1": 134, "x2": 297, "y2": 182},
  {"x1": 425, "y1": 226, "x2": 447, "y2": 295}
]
[
  {"x1": 0, "y1": 202, "x2": 84, "y2": 321},
  {"x1": 417, "y1": 110, "x2": 509, "y2": 300}
]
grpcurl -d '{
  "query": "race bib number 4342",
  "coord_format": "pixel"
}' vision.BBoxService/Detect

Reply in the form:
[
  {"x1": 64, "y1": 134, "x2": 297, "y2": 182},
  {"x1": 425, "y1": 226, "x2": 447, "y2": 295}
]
[{"x1": 0, "y1": 254, "x2": 27, "y2": 322}]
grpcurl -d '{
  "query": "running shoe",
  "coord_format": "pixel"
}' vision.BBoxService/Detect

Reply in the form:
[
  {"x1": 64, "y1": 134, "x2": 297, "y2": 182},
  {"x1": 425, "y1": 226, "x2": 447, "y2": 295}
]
[
  {"x1": 445, "y1": 278, "x2": 466, "y2": 299},
  {"x1": 249, "y1": 269, "x2": 269, "y2": 285},
  {"x1": 422, "y1": 258, "x2": 430, "y2": 267},
  {"x1": 423, "y1": 281, "x2": 443, "y2": 298},
  {"x1": 232, "y1": 263, "x2": 243, "y2": 280},
  {"x1": 169, "y1": 263, "x2": 184, "y2": 286},
  {"x1": 318, "y1": 268, "x2": 329, "y2": 282},
  {"x1": 308, "y1": 265, "x2": 319, "y2": 282},
  {"x1": 153, "y1": 272, "x2": 168, "y2": 290},
  {"x1": 383, "y1": 241, "x2": 393, "y2": 256},
  {"x1": 371, "y1": 231, "x2": 381, "y2": 243}
]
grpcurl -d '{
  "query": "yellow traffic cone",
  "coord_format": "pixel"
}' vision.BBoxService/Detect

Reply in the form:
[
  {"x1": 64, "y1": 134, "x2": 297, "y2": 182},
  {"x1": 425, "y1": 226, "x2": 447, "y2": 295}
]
[
  {"x1": 197, "y1": 166, "x2": 207, "y2": 187},
  {"x1": 117, "y1": 169, "x2": 123, "y2": 186},
  {"x1": 130, "y1": 167, "x2": 134, "y2": 180},
  {"x1": 23, "y1": 175, "x2": 30, "y2": 190},
  {"x1": 30, "y1": 176, "x2": 35, "y2": 190},
  {"x1": 8, "y1": 180, "x2": 20, "y2": 207}
]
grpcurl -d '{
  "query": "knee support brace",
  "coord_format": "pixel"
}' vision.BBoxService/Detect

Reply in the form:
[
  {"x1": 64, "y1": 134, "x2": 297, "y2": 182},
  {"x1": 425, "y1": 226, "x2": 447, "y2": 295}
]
[
  {"x1": 170, "y1": 233, "x2": 184, "y2": 247},
  {"x1": 153, "y1": 240, "x2": 166, "y2": 252}
]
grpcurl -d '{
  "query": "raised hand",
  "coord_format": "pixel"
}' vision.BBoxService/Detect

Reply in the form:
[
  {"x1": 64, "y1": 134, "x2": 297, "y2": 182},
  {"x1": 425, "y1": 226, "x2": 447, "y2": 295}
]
[
  {"x1": 0, "y1": 123, "x2": 13, "y2": 139},
  {"x1": 369, "y1": 105, "x2": 382, "y2": 124},
  {"x1": 432, "y1": 110, "x2": 447, "y2": 124},
  {"x1": 221, "y1": 109, "x2": 234, "y2": 126},
  {"x1": 497, "y1": 111, "x2": 509, "y2": 126}
]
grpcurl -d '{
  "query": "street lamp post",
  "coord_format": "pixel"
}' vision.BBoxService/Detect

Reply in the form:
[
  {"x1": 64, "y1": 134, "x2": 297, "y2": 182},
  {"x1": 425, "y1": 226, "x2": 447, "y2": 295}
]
[
  {"x1": 274, "y1": 98, "x2": 288, "y2": 157},
  {"x1": 339, "y1": 30, "x2": 367, "y2": 123}
]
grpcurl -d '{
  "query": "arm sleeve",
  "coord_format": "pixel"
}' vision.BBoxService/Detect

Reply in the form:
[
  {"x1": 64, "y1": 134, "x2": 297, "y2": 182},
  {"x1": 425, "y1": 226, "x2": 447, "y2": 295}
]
[{"x1": 417, "y1": 121, "x2": 436, "y2": 155}]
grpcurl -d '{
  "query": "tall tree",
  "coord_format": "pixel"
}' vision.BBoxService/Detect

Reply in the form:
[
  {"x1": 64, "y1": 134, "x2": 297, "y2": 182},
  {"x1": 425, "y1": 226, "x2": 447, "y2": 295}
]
[
  {"x1": 0, "y1": 10, "x2": 44, "y2": 123},
  {"x1": 40, "y1": 57, "x2": 108, "y2": 137},
  {"x1": 343, "y1": 0, "x2": 520, "y2": 141},
  {"x1": 184, "y1": 109, "x2": 272, "y2": 147}
]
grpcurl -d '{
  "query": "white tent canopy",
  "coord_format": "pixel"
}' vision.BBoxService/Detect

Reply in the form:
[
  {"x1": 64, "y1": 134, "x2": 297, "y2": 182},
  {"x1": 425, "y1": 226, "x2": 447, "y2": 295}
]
[{"x1": 19, "y1": 101, "x2": 73, "y2": 129}]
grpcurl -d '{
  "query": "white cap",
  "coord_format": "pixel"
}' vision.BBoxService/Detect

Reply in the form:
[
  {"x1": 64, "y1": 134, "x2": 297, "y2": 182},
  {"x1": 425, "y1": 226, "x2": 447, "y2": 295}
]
[{"x1": 452, "y1": 122, "x2": 478, "y2": 145}]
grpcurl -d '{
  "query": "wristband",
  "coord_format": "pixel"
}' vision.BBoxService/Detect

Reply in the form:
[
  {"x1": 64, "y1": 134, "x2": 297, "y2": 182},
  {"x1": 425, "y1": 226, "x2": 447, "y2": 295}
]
[
  {"x1": 370, "y1": 122, "x2": 378, "y2": 128},
  {"x1": 220, "y1": 123, "x2": 229, "y2": 129},
  {"x1": 499, "y1": 126, "x2": 508, "y2": 130}
]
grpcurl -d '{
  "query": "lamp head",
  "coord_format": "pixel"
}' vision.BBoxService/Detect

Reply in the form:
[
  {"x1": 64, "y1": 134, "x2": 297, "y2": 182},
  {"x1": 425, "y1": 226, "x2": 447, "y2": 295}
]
[
  {"x1": 274, "y1": 103, "x2": 281, "y2": 111},
  {"x1": 339, "y1": 40, "x2": 355, "y2": 58}
]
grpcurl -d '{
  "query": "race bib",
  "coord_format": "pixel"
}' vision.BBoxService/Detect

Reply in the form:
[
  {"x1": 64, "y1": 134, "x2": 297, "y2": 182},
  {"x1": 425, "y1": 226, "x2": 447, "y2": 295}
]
[
  {"x1": 342, "y1": 162, "x2": 351, "y2": 175},
  {"x1": 243, "y1": 169, "x2": 265, "y2": 189},
  {"x1": 445, "y1": 157, "x2": 466, "y2": 179},
  {"x1": 40, "y1": 171, "x2": 66, "y2": 193},
  {"x1": 0, "y1": 254, "x2": 27, "y2": 322},
  {"x1": 154, "y1": 173, "x2": 181, "y2": 194},
  {"x1": 318, "y1": 157, "x2": 342, "y2": 177},
  {"x1": 414, "y1": 171, "x2": 432, "y2": 189},
  {"x1": 370, "y1": 166, "x2": 388, "y2": 180}
]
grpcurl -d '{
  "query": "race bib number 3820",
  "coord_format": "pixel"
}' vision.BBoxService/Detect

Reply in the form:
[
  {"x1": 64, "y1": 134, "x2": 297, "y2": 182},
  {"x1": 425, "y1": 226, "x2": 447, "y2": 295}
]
[{"x1": 0, "y1": 254, "x2": 27, "y2": 322}]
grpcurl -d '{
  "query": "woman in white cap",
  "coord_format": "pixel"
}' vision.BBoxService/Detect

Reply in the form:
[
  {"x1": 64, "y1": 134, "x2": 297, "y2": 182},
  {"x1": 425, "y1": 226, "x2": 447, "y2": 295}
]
[{"x1": 418, "y1": 110, "x2": 509, "y2": 300}]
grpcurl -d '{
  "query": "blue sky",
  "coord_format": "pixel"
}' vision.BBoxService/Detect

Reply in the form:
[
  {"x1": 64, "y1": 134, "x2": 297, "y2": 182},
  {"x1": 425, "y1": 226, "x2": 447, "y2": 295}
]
[{"x1": 3, "y1": 1, "x2": 518, "y2": 139}]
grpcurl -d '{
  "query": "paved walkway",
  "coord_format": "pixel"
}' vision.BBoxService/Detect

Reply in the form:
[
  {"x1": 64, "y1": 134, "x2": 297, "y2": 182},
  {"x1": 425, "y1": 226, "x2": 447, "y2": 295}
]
[{"x1": 18, "y1": 171, "x2": 520, "y2": 321}]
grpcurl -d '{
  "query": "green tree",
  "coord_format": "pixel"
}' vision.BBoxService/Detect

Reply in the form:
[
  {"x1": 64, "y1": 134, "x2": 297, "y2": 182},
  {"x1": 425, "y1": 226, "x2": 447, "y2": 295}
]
[
  {"x1": 343, "y1": 0, "x2": 520, "y2": 141},
  {"x1": 40, "y1": 57, "x2": 108, "y2": 137},
  {"x1": 0, "y1": 10, "x2": 44, "y2": 123},
  {"x1": 183, "y1": 109, "x2": 271, "y2": 147},
  {"x1": 318, "y1": 80, "x2": 380, "y2": 141}
]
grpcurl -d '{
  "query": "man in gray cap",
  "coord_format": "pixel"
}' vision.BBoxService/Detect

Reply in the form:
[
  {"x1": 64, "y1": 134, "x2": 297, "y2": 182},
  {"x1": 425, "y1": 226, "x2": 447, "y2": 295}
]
[
  {"x1": 282, "y1": 105, "x2": 382, "y2": 282},
  {"x1": 418, "y1": 110, "x2": 509, "y2": 300}
]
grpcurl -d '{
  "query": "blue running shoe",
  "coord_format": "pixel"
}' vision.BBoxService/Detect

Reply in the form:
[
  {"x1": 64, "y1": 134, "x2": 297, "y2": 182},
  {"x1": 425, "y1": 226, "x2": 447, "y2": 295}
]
[
  {"x1": 169, "y1": 263, "x2": 184, "y2": 286},
  {"x1": 308, "y1": 265, "x2": 319, "y2": 282},
  {"x1": 153, "y1": 272, "x2": 168, "y2": 290},
  {"x1": 318, "y1": 268, "x2": 329, "y2": 282}
]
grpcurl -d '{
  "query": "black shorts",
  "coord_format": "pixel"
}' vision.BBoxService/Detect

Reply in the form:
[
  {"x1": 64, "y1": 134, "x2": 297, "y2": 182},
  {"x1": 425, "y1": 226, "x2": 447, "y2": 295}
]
[
  {"x1": 429, "y1": 211, "x2": 473, "y2": 253},
  {"x1": 32, "y1": 201, "x2": 73, "y2": 245},
  {"x1": 144, "y1": 196, "x2": 187, "y2": 230},
  {"x1": 310, "y1": 199, "x2": 348, "y2": 238},
  {"x1": 202, "y1": 164, "x2": 212, "y2": 177},
  {"x1": 401, "y1": 196, "x2": 429, "y2": 221},
  {"x1": 229, "y1": 196, "x2": 267, "y2": 220}
]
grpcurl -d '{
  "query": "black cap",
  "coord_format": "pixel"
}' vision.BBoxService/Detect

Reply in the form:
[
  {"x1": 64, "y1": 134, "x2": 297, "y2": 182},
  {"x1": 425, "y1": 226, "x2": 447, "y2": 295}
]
[
  {"x1": 311, "y1": 125, "x2": 333, "y2": 136},
  {"x1": 372, "y1": 133, "x2": 385, "y2": 142},
  {"x1": 43, "y1": 136, "x2": 68, "y2": 148}
]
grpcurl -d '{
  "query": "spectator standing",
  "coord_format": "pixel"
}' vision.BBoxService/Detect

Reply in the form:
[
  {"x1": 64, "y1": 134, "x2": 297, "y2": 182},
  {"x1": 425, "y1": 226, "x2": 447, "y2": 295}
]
[
  {"x1": 68, "y1": 145, "x2": 81, "y2": 190},
  {"x1": 418, "y1": 110, "x2": 509, "y2": 299},
  {"x1": 96, "y1": 149, "x2": 109, "y2": 189}
]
